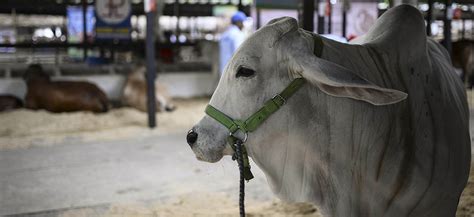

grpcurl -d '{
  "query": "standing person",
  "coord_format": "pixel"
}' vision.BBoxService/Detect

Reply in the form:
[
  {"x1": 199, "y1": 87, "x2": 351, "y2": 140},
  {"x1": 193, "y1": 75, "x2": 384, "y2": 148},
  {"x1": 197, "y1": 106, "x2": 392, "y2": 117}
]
[{"x1": 219, "y1": 11, "x2": 247, "y2": 75}]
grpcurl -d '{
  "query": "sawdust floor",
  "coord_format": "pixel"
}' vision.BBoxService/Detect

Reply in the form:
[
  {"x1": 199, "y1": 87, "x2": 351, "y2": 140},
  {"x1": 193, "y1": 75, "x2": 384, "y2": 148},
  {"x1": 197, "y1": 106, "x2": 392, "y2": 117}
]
[
  {"x1": 0, "y1": 98, "x2": 208, "y2": 150},
  {"x1": 45, "y1": 162, "x2": 474, "y2": 217}
]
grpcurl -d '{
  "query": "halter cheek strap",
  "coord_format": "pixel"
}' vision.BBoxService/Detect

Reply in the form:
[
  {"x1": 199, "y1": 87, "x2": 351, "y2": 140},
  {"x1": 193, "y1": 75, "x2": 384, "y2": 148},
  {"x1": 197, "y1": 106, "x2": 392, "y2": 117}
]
[{"x1": 205, "y1": 78, "x2": 306, "y2": 180}]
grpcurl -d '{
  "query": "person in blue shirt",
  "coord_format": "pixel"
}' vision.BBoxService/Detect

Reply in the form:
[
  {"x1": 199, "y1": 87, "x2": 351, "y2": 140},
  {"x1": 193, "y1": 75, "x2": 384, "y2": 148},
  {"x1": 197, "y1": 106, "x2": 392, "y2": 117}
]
[{"x1": 219, "y1": 11, "x2": 247, "y2": 75}]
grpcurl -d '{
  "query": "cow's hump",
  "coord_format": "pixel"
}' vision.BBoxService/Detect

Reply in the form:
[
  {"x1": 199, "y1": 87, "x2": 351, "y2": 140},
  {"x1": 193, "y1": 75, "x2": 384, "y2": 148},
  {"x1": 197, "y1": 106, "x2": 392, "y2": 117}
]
[{"x1": 359, "y1": 5, "x2": 426, "y2": 57}]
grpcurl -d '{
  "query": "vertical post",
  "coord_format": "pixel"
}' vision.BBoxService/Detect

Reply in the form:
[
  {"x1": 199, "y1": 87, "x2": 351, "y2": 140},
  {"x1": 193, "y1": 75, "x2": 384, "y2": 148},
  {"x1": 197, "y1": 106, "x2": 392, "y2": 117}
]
[
  {"x1": 256, "y1": 8, "x2": 261, "y2": 29},
  {"x1": 443, "y1": 0, "x2": 452, "y2": 55},
  {"x1": 145, "y1": 1, "x2": 157, "y2": 128},
  {"x1": 316, "y1": 0, "x2": 325, "y2": 34},
  {"x1": 13, "y1": 8, "x2": 18, "y2": 61},
  {"x1": 82, "y1": 0, "x2": 88, "y2": 61},
  {"x1": 317, "y1": 16, "x2": 325, "y2": 34},
  {"x1": 327, "y1": 2, "x2": 332, "y2": 34},
  {"x1": 238, "y1": 0, "x2": 244, "y2": 12},
  {"x1": 426, "y1": 0, "x2": 433, "y2": 36},
  {"x1": 461, "y1": 19, "x2": 465, "y2": 39},
  {"x1": 342, "y1": 0, "x2": 349, "y2": 38},
  {"x1": 342, "y1": 10, "x2": 347, "y2": 38},
  {"x1": 174, "y1": 1, "x2": 179, "y2": 38},
  {"x1": 302, "y1": 0, "x2": 315, "y2": 32}
]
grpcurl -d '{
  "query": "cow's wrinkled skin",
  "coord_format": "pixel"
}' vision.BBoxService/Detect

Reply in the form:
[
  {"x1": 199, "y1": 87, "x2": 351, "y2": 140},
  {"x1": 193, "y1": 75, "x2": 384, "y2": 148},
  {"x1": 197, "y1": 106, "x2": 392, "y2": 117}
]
[{"x1": 188, "y1": 5, "x2": 470, "y2": 217}]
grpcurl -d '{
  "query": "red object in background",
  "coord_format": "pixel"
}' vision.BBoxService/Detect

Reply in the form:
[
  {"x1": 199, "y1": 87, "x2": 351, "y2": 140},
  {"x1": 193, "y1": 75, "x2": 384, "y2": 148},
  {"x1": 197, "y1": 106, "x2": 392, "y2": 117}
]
[
  {"x1": 144, "y1": 0, "x2": 156, "y2": 13},
  {"x1": 347, "y1": 34, "x2": 358, "y2": 41},
  {"x1": 453, "y1": 8, "x2": 462, "y2": 19},
  {"x1": 325, "y1": 0, "x2": 331, "y2": 16},
  {"x1": 159, "y1": 48, "x2": 173, "y2": 63}
]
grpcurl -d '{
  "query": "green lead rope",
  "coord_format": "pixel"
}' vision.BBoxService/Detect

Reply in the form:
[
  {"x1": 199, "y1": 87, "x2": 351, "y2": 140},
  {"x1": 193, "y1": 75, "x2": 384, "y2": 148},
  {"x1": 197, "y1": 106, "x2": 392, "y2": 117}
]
[{"x1": 205, "y1": 78, "x2": 306, "y2": 181}]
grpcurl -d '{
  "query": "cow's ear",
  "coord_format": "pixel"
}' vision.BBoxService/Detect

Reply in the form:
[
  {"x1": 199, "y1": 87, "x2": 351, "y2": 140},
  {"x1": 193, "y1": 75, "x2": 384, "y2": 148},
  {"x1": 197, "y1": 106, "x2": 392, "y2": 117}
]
[
  {"x1": 264, "y1": 17, "x2": 298, "y2": 47},
  {"x1": 292, "y1": 54, "x2": 408, "y2": 106}
]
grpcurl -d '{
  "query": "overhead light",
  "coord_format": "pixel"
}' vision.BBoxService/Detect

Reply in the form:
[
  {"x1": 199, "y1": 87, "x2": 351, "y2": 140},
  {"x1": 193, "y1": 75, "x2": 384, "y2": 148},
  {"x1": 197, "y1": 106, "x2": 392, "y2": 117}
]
[
  {"x1": 170, "y1": 35, "x2": 177, "y2": 43},
  {"x1": 178, "y1": 34, "x2": 186, "y2": 43},
  {"x1": 378, "y1": 2, "x2": 388, "y2": 10},
  {"x1": 419, "y1": 3, "x2": 429, "y2": 12}
]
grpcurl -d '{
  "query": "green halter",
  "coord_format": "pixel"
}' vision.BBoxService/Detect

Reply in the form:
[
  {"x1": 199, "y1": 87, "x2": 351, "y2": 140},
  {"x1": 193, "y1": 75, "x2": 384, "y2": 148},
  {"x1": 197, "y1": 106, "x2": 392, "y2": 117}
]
[{"x1": 205, "y1": 78, "x2": 306, "y2": 180}]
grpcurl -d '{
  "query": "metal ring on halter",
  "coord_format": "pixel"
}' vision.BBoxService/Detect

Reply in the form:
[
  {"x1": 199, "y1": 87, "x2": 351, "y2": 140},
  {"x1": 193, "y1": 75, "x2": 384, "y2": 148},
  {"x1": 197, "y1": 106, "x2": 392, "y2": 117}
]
[
  {"x1": 229, "y1": 128, "x2": 248, "y2": 143},
  {"x1": 272, "y1": 94, "x2": 286, "y2": 105}
]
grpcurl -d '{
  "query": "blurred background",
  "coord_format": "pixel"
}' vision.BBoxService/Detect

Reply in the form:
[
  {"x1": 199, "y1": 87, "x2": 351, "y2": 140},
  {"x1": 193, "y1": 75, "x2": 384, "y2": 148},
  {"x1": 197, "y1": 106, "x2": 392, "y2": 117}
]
[{"x1": 0, "y1": 0, "x2": 472, "y2": 216}]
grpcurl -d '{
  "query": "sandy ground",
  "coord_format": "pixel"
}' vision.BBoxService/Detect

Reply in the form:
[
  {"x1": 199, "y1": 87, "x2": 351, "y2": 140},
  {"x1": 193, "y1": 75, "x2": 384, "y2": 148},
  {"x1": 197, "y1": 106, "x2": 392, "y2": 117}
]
[
  {"x1": 58, "y1": 194, "x2": 322, "y2": 217},
  {"x1": 0, "y1": 98, "x2": 207, "y2": 150},
  {"x1": 52, "y1": 164, "x2": 474, "y2": 217},
  {"x1": 1, "y1": 94, "x2": 474, "y2": 216}
]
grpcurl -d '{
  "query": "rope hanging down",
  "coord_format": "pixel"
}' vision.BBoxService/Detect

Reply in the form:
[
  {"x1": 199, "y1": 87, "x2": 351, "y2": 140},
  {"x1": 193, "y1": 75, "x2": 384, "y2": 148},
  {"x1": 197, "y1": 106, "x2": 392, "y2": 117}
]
[{"x1": 233, "y1": 139, "x2": 246, "y2": 217}]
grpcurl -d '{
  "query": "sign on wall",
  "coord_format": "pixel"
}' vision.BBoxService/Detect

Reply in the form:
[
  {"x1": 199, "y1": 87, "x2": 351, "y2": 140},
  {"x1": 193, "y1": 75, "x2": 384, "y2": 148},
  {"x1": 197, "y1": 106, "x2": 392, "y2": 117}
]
[{"x1": 95, "y1": 0, "x2": 132, "y2": 40}]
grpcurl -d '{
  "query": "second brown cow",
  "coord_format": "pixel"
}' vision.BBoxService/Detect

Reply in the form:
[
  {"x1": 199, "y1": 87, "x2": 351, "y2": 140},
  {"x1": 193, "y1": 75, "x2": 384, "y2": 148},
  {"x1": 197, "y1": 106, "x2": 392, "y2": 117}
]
[
  {"x1": 24, "y1": 64, "x2": 109, "y2": 113},
  {"x1": 122, "y1": 66, "x2": 176, "y2": 112}
]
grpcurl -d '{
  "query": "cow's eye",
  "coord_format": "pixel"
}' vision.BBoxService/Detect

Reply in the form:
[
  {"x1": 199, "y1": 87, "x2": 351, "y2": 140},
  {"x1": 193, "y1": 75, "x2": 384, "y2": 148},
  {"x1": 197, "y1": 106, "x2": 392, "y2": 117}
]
[{"x1": 236, "y1": 67, "x2": 255, "y2": 78}]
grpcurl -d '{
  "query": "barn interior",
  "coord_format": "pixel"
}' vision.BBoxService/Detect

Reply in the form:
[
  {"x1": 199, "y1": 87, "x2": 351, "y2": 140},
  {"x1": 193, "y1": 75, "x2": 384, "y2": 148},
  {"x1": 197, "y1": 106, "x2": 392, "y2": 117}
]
[{"x1": 0, "y1": 0, "x2": 473, "y2": 216}]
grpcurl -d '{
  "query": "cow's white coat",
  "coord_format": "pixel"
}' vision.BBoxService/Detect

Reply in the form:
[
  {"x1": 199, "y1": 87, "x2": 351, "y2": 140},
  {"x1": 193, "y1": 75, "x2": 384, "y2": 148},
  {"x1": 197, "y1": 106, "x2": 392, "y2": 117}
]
[{"x1": 190, "y1": 5, "x2": 471, "y2": 217}]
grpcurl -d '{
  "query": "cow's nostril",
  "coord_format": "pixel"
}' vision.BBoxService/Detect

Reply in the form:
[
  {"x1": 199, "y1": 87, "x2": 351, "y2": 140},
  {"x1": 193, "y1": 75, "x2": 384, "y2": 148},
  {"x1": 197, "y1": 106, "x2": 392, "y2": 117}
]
[{"x1": 186, "y1": 130, "x2": 198, "y2": 147}]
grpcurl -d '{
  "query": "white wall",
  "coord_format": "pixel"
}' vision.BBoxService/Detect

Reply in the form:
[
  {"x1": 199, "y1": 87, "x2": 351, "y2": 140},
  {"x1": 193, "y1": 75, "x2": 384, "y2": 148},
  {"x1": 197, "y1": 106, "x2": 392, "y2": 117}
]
[
  {"x1": 0, "y1": 79, "x2": 26, "y2": 99},
  {"x1": 158, "y1": 72, "x2": 218, "y2": 98}
]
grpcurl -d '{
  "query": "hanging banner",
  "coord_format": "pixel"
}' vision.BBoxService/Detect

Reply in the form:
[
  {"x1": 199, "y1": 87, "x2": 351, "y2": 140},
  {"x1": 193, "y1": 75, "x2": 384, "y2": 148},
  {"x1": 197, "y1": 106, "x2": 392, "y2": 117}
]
[{"x1": 95, "y1": 0, "x2": 131, "y2": 40}]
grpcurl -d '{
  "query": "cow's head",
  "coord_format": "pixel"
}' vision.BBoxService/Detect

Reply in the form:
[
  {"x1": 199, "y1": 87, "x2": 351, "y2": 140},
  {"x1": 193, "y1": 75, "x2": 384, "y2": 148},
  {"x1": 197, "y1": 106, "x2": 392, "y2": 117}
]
[
  {"x1": 23, "y1": 64, "x2": 50, "y2": 84},
  {"x1": 186, "y1": 17, "x2": 407, "y2": 163}
]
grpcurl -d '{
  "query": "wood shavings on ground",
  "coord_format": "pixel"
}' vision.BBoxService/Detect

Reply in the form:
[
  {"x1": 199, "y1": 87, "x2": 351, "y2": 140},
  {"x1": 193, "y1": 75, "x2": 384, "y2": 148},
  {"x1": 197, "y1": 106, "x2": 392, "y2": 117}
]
[{"x1": 0, "y1": 98, "x2": 208, "y2": 150}]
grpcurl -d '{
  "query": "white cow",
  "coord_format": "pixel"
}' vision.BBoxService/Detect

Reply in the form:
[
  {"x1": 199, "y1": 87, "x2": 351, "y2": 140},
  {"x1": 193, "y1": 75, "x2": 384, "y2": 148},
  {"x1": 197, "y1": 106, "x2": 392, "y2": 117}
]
[{"x1": 187, "y1": 5, "x2": 471, "y2": 217}]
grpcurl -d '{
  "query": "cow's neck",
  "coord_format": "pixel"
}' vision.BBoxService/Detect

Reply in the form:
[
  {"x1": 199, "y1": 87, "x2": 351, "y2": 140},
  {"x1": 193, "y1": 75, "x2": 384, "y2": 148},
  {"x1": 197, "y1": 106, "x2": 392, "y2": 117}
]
[{"x1": 248, "y1": 37, "x2": 410, "y2": 216}]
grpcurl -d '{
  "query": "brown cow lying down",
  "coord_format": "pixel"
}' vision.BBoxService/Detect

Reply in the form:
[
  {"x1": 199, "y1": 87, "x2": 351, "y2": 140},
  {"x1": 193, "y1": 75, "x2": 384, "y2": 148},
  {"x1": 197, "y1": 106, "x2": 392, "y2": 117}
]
[
  {"x1": 122, "y1": 66, "x2": 176, "y2": 112},
  {"x1": 0, "y1": 95, "x2": 23, "y2": 112},
  {"x1": 23, "y1": 64, "x2": 109, "y2": 113}
]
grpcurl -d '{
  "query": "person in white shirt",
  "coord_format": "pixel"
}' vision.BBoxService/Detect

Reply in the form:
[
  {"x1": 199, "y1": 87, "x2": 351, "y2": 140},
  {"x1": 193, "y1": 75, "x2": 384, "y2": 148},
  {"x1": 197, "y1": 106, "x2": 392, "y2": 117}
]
[{"x1": 219, "y1": 11, "x2": 247, "y2": 75}]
